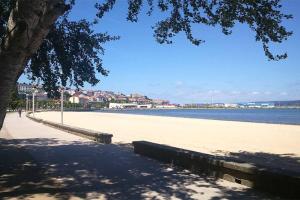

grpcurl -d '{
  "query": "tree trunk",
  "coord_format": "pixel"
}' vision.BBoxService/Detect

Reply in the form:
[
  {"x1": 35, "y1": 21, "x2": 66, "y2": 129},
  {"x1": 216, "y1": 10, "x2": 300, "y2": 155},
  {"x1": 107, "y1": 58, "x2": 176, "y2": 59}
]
[{"x1": 0, "y1": 0, "x2": 68, "y2": 129}]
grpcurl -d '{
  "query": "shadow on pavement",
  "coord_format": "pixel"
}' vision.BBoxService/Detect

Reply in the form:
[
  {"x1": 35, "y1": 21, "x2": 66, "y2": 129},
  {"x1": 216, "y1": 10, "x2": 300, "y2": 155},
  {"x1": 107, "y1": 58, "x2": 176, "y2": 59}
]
[
  {"x1": 0, "y1": 138, "x2": 278, "y2": 200},
  {"x1": 226, "y1": 151, "x2": 300, "y2": 175}
]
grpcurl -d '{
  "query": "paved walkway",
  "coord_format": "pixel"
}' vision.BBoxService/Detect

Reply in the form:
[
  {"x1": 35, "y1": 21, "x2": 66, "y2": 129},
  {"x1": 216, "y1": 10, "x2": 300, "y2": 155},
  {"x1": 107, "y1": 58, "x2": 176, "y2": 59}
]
[{"x1": 0, "y1": 113, "x2": 279, "y2": 200}]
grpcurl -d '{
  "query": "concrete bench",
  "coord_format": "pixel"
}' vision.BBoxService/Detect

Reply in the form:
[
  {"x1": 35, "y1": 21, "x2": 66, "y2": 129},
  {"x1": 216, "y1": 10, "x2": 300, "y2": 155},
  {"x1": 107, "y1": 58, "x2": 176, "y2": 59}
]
[
  {"x1": 26, "y1": 114, "x2": 113, "y2": 144},
  {"x1": 95, "y1": 133, "x2": 113, "y2": 144},
  {"x1": 132, "y1": 141, "x2": 300, "y2": 199}
]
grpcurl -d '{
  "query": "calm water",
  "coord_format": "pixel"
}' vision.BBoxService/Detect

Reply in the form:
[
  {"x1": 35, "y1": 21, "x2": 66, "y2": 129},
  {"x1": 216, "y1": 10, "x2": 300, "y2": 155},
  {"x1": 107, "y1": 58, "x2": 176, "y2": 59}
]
[{"x1": 95, "y1": 109, "x2": 300, "y2": 125}]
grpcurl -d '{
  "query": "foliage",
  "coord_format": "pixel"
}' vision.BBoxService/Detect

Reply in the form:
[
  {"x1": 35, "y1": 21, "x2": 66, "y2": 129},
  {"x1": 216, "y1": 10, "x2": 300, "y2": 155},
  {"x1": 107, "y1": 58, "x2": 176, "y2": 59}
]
[
  {"x1": 8, "y1": 86, "x2": 25, "y2": 110},
  {"x1": 1, "y1": 0, "x2": 118, "y2": 98},
  {"x1": 0, "y1": 0, "x2": 293, "y2": 98},
  {"x1": 8, "y1": 100, "x2": 24, "y2": 111},
  {"x1": 27, "y1": 16, "x2": 119, "y2": 98},
  {"x1": 0, "y1": 0, "x2": 16, "y2": 40},
  {"x1": 96, "y1": 0, "x2": 292, "y2": 60},
  {"x1": 90, "y1": 101, "x2": 109, "y2": 109},
  {"x1": 110, "y1": 99, "x2": 129, "y2": 104},
  {"x1": 33, "y1": 99, "x2": 84, "y2": 110}
]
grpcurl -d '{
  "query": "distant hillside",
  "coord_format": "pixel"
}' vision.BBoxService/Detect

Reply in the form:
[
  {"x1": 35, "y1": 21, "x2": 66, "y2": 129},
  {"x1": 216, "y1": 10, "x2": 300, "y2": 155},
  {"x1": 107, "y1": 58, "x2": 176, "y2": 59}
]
[
  {"x1": 272, "y1": 100, "x2": 300, "y2": 107},
  {"x1": 253, "y1": 100, "x2": 300, "y2": 107}
]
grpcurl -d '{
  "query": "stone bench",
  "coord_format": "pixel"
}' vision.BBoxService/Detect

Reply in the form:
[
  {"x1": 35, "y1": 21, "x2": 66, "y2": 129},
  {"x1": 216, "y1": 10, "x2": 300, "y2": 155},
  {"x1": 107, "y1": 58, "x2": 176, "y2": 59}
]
[
  {"x1": 26, "y1": 114, "x2": 113, "y2": 144},
  {"x1": 95, "y1": 133, "x2": 113, "y2": 144},
  {"x1": 132, "y1": 141, "x2": 300, "y2": 199}
]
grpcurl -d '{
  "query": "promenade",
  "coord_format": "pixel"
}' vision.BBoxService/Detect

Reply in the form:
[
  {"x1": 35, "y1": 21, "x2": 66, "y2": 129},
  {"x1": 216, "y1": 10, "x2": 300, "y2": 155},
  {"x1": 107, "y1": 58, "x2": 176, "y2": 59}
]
[{"x1": 0, "y1": 113, "x2": 277, "y2": 199}]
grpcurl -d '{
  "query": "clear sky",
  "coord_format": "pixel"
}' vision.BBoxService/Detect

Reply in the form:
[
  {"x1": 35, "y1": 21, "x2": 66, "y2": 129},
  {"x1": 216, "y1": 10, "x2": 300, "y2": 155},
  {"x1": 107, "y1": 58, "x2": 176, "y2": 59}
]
[{"x1": 21, "y1": 0, "x2": 300, "y2": 104}]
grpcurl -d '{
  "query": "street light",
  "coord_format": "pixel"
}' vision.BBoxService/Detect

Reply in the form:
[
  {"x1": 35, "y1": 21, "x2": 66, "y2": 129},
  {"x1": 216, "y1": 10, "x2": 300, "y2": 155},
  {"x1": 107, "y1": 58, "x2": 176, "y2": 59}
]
[
  {"x1": 59, "y1": 68, "x2": 64, "y2": 124},
  {"x1": 32, "y1": 86, "x2": 38, "y2": 117},
  {"x1": 26, "y1": 94, "x2": 29, "y2": 112},
  {"x1": 60, "y1": 86, "x2": 64, "y2": 125}
]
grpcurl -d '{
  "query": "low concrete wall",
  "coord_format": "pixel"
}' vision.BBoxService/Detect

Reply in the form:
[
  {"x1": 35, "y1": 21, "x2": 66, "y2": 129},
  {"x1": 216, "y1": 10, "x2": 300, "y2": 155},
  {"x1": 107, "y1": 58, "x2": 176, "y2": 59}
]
[
  {"x1": 132, "y1": 141, "x2": 300, "y2": 199},
  {"x1": 26, "y1": 113, "x2": 112, "y2": 144}
]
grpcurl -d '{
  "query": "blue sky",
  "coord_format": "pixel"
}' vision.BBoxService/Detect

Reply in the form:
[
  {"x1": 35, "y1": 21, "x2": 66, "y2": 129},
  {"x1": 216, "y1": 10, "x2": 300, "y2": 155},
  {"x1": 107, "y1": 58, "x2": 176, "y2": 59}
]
[{"x1": 21, "y1": 0, "x2": 300, "y2": 104}]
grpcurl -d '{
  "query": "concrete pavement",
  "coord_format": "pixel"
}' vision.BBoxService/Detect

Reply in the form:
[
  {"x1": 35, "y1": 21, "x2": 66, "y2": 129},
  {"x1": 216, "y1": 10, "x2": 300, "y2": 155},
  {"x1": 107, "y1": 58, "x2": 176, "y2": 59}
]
[{"x1": 0, "y1": 113, "x2": 279, "y2": 199}]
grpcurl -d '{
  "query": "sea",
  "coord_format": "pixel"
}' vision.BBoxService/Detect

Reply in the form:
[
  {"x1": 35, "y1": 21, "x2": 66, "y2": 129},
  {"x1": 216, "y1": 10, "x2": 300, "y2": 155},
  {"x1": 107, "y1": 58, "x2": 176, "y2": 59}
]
[{"x1": 95, "y1": 108, "x2": 300, "y2": 125}]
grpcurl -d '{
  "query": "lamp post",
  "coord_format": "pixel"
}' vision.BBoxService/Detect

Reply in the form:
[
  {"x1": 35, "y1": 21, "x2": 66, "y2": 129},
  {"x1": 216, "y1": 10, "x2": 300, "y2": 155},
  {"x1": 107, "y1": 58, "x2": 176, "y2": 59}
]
[
  {"x1": 60, "y1": 86, "x2": 64, "y2": 125},
  {"x1": 59, "y1": 68, "x2": 64, "y2": 125},
  {"x1": 26, "y1": 94, "x2": 28, "y2": 112},
  {"x1": 32, "y1": 90, "x2": 35, "y2": 117},
  {"x1": 32, "y1": 85, "x2": 38, "y2": 117}
]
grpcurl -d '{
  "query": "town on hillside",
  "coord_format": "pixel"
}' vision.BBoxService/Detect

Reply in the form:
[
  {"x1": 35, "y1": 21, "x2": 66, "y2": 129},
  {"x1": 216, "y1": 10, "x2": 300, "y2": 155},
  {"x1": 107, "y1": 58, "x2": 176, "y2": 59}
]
[
  {"x1": 15, "y1": 83, "x2": 300, "y2": 110},
  {"x1": 16, "y1": 83, "x2": 177, "y2": 110}
]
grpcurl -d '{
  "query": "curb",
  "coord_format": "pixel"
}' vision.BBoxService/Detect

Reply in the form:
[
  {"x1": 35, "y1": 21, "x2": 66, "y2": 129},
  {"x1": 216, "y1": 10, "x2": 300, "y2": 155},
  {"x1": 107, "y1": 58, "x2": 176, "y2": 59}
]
[{"x1": 26, "y1": 113, "x2": 113, "y2": 144}]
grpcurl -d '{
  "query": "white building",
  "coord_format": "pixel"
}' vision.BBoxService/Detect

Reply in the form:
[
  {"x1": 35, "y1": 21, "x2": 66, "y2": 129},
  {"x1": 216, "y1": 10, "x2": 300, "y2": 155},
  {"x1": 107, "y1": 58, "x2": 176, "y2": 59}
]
[
  {"x1": 109, "y1": 103, "x2": 152, "y2": 109},
  {"x1": 109, "y1": 103, "x2": 138, "y2": 109},
  {"x1": 224, "y1": 103, "x2": 238, "y2": 108},
  {"x1": 69, "y1": 96, "x2": 80, "y2": 104},
  {"x1": 17, "y1": 83, "x2": 33, "y2": 94},
  {"x1": 155, "y1": 105, "x2": 177, "y2": 109},
  {"x1": 69, "y1": 94, "x2": 90, "y2": 104}
]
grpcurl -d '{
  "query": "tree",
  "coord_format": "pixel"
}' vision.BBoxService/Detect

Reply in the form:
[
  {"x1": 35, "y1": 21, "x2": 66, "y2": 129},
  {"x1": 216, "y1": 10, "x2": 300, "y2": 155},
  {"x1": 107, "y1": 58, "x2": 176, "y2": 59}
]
[
  {"x1": 8, "y1": 85, "x2": 24, "y2": 110},
  {"x1": 0, "y1": 0, "x2": 293, "y2": 129}
]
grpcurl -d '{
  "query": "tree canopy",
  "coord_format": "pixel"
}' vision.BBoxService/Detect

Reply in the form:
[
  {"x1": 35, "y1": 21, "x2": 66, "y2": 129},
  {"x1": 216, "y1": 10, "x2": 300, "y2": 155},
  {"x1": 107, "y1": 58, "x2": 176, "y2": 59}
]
[
  {"x1": 0, "y1": 0, "x2": 293, "y2": 98},
  {"x1": 98, "y1": 0, "x2": 292, "y2": 59}
]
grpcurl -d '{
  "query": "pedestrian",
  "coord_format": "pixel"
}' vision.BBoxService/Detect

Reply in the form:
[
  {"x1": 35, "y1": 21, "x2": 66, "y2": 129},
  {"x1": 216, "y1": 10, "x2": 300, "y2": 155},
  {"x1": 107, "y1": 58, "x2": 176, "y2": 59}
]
[{"x1": 18, "y1": 108, "x2": 22, "y2": 118}]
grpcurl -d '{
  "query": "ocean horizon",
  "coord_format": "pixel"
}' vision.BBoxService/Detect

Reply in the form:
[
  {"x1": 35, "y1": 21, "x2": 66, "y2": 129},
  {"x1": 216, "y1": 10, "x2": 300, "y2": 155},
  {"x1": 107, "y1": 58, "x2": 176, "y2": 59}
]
[{"x1": 94, "y1": 108, "x2": 300, "y2": 125}]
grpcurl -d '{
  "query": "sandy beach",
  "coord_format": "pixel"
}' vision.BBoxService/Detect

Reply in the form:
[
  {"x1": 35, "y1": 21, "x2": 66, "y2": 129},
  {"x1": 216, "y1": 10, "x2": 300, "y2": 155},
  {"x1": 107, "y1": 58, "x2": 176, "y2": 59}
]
[{"x1": 35, "y1": 111, "x2": 300, "y2": 157}]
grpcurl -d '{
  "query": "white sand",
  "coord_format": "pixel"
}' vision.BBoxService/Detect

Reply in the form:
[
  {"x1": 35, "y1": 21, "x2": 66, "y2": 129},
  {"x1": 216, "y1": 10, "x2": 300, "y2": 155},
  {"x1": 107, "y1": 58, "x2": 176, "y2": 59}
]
[{"x1": 35, "y1": 111, "x2": 300, "y2": 156}]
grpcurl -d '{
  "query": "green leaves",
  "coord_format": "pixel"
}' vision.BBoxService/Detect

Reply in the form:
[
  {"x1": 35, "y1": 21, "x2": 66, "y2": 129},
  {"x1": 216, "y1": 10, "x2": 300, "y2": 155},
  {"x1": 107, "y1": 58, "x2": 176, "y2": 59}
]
[
  {"x1": 0, "y1": 0, "x2": 16, "y2": 42},
  {"x1": 27, "y1": 16, "x2": 119, "y2": 98},
  {"x1": 0, "y1": 0, "x2": 293, "y2": 99},
  {"x1": 8, "y1": 85, "x2": 24, "y2": 110},
  {"x1": 97, "y1": 0, "x2": 292, "y2": 61}
]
